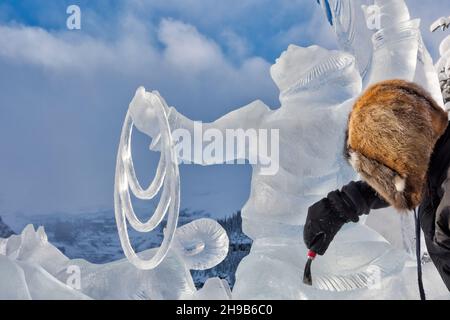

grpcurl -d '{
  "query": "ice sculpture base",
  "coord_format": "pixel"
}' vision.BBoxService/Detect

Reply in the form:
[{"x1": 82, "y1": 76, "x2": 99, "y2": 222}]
[{"x1": 232, "y1": 224, "x2": 450, "y2": 300}]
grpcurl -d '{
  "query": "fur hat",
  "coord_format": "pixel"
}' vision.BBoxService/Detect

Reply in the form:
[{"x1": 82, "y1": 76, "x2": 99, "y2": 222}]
[{"x1": 345, "y1": 79, "x2": 449, "y2": 211}]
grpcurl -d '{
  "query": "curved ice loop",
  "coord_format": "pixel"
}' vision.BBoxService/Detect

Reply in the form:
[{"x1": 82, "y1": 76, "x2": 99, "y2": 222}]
[
  {"x1": 183, "y1": 243, "x2": 205, "y2": 257},
  {"x1": 114, "y1": 92, "x2": 180, "y2": 270},
  {"x1": 311, "y1": 248, "x2": 405, "y2": 292},
  {"x1": 172, "y1": 219, "x2": 229, "y2": 270}
]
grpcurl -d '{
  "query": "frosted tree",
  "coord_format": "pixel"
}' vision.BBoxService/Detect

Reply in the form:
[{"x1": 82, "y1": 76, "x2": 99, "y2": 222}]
[{"x1": 431, "y1": 16, "x2": 450, "y2": 108}]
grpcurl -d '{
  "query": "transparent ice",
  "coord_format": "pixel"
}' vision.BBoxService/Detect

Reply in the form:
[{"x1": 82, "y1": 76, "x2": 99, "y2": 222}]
[{"x1": 0, "y1": 221, "x2": 229, "y2": 299}]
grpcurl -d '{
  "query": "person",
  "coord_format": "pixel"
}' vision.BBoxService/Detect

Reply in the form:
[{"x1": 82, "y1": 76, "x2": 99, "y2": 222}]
[{"x1": 304, "y1": 79, "x2": 450, "y2": 290}]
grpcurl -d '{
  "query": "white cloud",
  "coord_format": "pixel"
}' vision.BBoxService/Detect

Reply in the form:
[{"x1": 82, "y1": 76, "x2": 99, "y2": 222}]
[
  {"x1": 0, "y1": 17, "x2": 273, "y2": 84},
  {"x1": 220, "y1": 29, "x2": 251, "y2": 60},
  {"x1": 0, "y1": 15, "x2": 277, "y2": 214},
  {"x1": 158, "y1": 19, "x2": 225, "y2": 73}
]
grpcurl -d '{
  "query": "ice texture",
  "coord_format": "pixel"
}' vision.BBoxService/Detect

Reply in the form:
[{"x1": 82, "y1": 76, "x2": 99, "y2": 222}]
[
  {"x1": 0, "y1": 255, "x2": 32, "y2": 300},
  {"x1": 0, "y1": 225, "x2": 89, "y2": 299},
  {"x1": 133, "y1": 46, "x2": 360, "y2": 241},
  {"x1": 172, "y1": 218, "x2": 229, "y2": 270},
  {"x1": 193, "y1": 277, "x2": 232, "y2": 300},
  {"x1": 115, "y1": 86, "x2": 229, "y2": 275},
  {"x1": 232, "y1": 235, "x2": 449, "y2": 299},
  {"x1": 319, "y1": 0, "x2": 375, "y2": 77},
  {"x1": 322, "y1": 0, "x2": 443, "y2": 106},
  {"x1": 115, "y1": 88, "x2": 182, "y2": 270},
  {"x1": 0, "y1": 220, "x2": 228, "y2": 299}
]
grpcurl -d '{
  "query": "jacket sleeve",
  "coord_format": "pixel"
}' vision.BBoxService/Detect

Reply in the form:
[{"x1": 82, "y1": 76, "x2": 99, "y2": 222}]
[
  {"x1": 326, "y1": 181, "x2": 390, "y2": 223},
  {"x1": 422, "y1": 206, "x2": 450, "y2": 291}
]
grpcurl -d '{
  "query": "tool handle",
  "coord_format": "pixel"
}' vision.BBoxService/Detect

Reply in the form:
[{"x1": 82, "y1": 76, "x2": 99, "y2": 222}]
[
  {"x1": 307, "y1": 250, "x2": 317, "y2": 259},
  {"x1": 303, "y1": 250, "x2": 317, "y2": 286}
]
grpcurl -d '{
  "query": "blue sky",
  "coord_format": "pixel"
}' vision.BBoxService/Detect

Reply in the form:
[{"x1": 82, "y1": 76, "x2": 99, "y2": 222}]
[{"x1": 0, "y1": 0, "x2": 448, "y2": 218}]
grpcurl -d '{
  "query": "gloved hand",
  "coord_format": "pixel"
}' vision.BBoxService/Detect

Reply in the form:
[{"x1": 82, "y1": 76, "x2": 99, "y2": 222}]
[
  {"x1": 303, "y1": 197, "x2": 348, "y2": 255},
  {"x1": 304, "y1": 181, "x2": 389, "y2": 256}
]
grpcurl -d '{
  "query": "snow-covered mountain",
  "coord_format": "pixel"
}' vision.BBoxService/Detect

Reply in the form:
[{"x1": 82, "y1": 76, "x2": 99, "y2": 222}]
[{"x1": 1, "y1": 209, "x2": 251, "y2": 288}]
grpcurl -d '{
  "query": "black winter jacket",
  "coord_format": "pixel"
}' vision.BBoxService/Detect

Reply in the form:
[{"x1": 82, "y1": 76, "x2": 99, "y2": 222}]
[{"x1": 320, "y1": 122, "x2": 450, "y2": 291}]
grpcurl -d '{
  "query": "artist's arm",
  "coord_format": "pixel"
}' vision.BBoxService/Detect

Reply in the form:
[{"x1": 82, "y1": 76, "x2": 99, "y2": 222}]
[
  {"x1": 129, "y1": 87, "x2": 271, "y2": 165},
  {"x1": 303, "y1": 181, "x2": 389, "y2": 255},
  {"x1": 166, "y1": 99, "x2": 271, "y2": 165}
]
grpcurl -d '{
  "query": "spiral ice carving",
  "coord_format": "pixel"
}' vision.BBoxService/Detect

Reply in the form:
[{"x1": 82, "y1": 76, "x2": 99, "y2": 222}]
[
  {"x1": 114, "y1": 92, "x2": 180, "y2": 270},
  {"x1": 172, "y1": 218, "x2": 229, "y2": 270}
]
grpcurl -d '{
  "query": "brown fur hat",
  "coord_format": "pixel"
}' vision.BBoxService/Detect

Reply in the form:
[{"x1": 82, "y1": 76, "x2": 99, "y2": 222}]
[{"x1": 345, "y1": 79, "x2": 448, "y2": 211}]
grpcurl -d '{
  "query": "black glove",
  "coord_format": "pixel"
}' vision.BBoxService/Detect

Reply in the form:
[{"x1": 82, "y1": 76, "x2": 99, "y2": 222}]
[
  {"x1": 304, "y1": 181, "x2": 389, "y2": 255},
  {"x1": 303, "y1": 196, "x2": 349, "y2": 255}
]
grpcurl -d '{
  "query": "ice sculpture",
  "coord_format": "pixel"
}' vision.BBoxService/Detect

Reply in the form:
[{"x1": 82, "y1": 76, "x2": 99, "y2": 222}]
[
  {"x1": 115, "y1": 89, "x2": 229, "y2": 273},
  {"x1": 315, "y1": 0, "x2": 375, "y2": 78},
  {"x1": 172, "y1": 218, "x2": 229, "y2": 270},
  {"x1": 114, "y1": 88, "x2": 181, "y2": 270},
  {"x1": 128, "y1": 0, "x2": 450, "y2": 299},
  {"x1": 129, "y1": 46, "x2": 359, "y2": 241},
  {"x1": 0, "y1": 220, "x2": 229, "y2": 299},
  {"x1": 193, "y1": 277, "x2": 232, "y2": 300},
  {"x1": 318, "y1": 0, "x2": 446, "y2": 265},
  {"x1": 0, "y1": 225, "x2": 90, "y2": 300},
  {"x1": 319, "y1": 0, "x2": 444, "y2": 107},
  {"x1": 365, "y1": 0, "x2": 443, "y2": 108}
]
